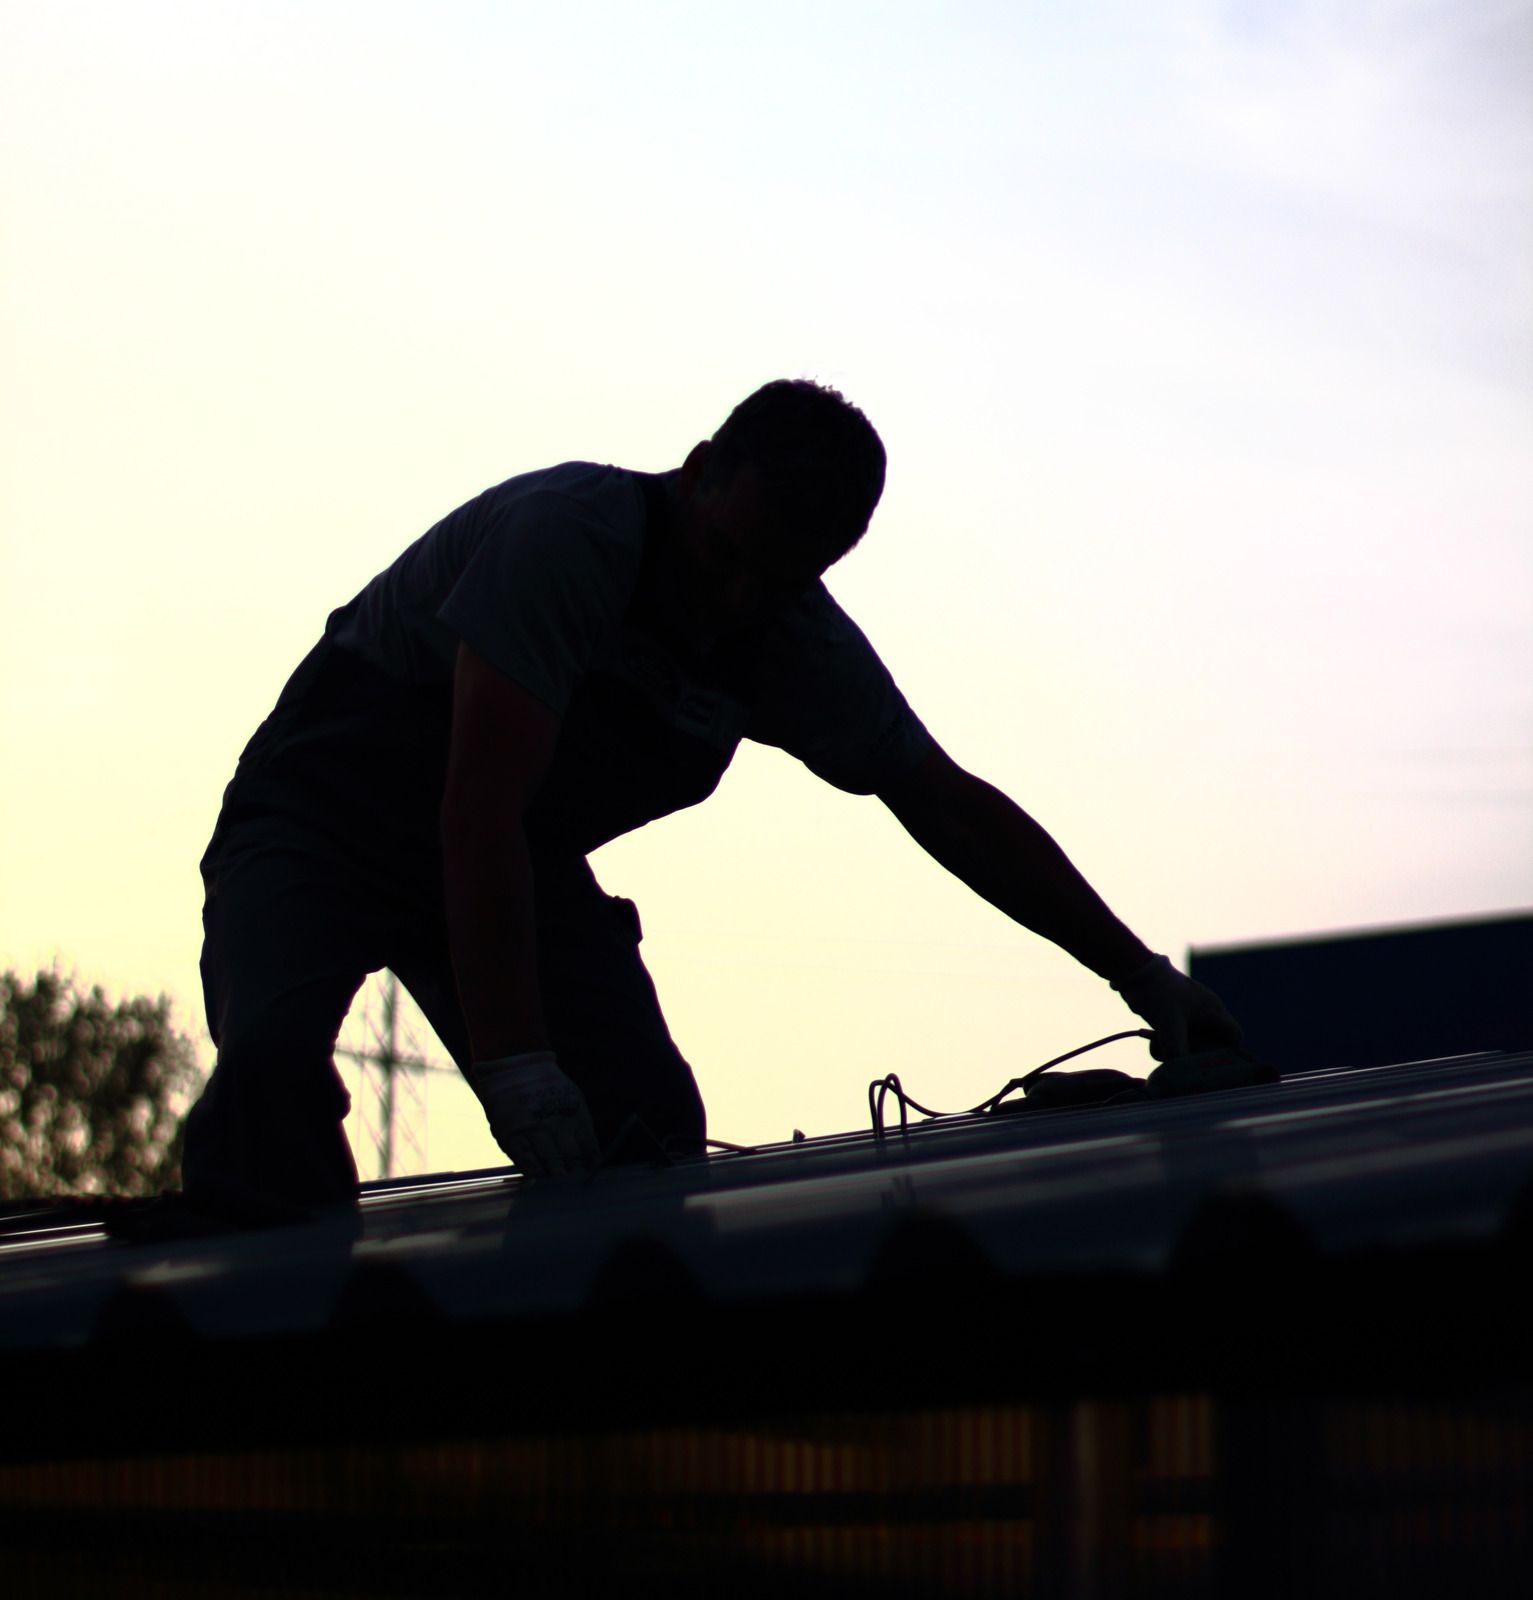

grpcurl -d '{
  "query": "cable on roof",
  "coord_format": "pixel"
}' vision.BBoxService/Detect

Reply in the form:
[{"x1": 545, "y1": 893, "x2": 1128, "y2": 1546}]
[
  {"x1": 580, "y1": 1028, "x2": 1157, "y2": 1171},
  {"x1": 587, "y1": 1115, "x2": 770, "y2": 1174},
  {"x1": 868, "y1": 1028, "x2": 1155, "y2": 1139}
]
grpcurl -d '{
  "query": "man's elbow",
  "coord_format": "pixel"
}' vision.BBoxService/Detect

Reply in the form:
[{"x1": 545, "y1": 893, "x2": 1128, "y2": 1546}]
[{"x1": 878, "y1": 743, "x2": 973, "y2": 828}]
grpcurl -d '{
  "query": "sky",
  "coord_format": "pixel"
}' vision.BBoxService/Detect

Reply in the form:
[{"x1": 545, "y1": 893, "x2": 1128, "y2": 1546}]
[{"x1": 3, "y1": 0, "x2": 1530, "y2": 1177}]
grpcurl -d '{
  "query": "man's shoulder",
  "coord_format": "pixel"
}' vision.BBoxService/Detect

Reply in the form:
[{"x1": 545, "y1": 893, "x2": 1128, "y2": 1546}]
[
  {"x1": 481, "y1": 460, "x2": 647, "y2": 526},
  {"x1": 471, "y1": 461, "x2": 658, "y2": 585}
]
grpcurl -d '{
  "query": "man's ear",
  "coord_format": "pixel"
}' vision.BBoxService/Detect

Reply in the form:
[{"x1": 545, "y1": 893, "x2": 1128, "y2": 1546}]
[{"x1": 679, "y1": 440, "x2": 710, "y2": 489}]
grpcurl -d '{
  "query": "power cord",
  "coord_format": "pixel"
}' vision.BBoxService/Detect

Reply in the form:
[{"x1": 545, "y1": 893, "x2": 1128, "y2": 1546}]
[
  {"x1": 580, "y1": 1026, "x2": 1157, "y2": 1171},
  {"x1": 868, "y1": 1028, "x2": 1154, "y2": 1139},
  {"x1": 586, "y1": 1114, "x2": 767, "y2": 1174}
]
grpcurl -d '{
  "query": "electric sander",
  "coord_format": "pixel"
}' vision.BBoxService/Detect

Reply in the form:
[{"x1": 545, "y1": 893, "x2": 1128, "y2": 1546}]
[{"x1": 1000, "y1": 1041, "x2": 1280, "y2": 1114}]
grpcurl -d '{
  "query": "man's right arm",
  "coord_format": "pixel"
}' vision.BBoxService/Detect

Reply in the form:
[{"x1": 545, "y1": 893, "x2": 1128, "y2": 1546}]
[
  {"x1": 439, "y1": 641, "x2": 560, "y2": 1063},
  {"x1": 440, "y1": 642, "x2": 602, "y2": 1177}
]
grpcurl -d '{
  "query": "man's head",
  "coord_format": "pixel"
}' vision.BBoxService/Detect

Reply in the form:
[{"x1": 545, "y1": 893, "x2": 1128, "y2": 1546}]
[
  {"x1": 664, "y1": 380, "x2": 886, "y2": 644},
  {"x1": 698, "y1": 379, "x2": 886, "y2": 561}
]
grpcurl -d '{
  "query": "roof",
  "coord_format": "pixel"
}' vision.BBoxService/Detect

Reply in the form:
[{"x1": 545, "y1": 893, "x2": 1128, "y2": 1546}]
[{"x1": 4, "y1": 1048, "x2": 1531, "y2": 1453}]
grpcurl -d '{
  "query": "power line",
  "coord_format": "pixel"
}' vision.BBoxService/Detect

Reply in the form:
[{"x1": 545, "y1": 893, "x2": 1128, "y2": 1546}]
[{"x1": 335, "y1": 971, "x2": 453, "y2": 1178}]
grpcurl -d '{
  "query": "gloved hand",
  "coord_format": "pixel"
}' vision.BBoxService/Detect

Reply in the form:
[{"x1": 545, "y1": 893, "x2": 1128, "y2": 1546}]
[
  {"x1": 469, "y1": 1050, "x2": 601, "y2": 1177},
  {"x1": 1111, "y1": 953, "x2": 1243, "y2": 1062}
]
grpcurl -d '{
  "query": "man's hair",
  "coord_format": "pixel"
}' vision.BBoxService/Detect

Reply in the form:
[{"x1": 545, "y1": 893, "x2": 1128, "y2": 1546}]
[{"x1": 704, "y1": 379, "x2": 886, "y2": 558}]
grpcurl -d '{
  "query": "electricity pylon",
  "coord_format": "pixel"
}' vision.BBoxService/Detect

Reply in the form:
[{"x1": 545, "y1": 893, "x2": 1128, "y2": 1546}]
[{"x1": 335, "y1": 970, "x2": 451, "y2": 1179}]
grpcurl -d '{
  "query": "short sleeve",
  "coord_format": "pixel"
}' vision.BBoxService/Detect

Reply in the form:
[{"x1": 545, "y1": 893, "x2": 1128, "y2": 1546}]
[
  {"x1": 748, "y1": 588, "x2": 936, "y2": 795},
  {"x1": 436, "y1": 480, "x2": 643, "y2": 714}
]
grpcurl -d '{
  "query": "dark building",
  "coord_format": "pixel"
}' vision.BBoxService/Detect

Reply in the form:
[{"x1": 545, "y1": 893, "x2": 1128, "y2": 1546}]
[{"x1": 1189, "y1": 909, "x2": 1533, "y2": 1074}]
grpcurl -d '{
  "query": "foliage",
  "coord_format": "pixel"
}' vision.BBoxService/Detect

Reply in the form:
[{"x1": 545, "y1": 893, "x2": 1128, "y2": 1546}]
[{"x1": 0, "y1": 969, "x2": 201, "y2": 1200}]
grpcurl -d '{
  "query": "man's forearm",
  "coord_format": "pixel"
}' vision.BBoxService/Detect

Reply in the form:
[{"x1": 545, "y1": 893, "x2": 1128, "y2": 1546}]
[
  {"x1": 439, "y1": 812, "x2": 548, "y2": 1063},
  {"x1": 888, "y1": 761, "x2": 1153, "y2": 983}
]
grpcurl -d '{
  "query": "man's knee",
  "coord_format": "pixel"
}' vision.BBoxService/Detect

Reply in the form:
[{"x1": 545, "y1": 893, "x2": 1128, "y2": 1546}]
[
  {"x1": 183, "y1": 983, "x2": 362, "y2": 1213},
  {"x1": 207, "y1": 982, "x2": 358, "y2": 1119}
]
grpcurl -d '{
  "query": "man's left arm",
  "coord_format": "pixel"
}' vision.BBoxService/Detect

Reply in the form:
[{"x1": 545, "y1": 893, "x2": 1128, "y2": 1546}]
[{"x1": 876, "y1": 742, "x2": 1242, "y2": 1058}]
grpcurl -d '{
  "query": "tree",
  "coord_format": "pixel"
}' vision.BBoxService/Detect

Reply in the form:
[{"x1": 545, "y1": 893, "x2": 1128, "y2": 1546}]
[{"x1": 0, "y1": 969, "x2": 202, "y2": 1200}]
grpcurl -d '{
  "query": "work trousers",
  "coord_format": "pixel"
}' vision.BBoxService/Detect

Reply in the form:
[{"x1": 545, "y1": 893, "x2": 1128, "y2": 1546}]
[
  {"x1": 183, "y1": 837, "x2": 707, "y2": 1220},
  {"x1": 181, "y1": 646, "x2": 706, "y2": 1221}
]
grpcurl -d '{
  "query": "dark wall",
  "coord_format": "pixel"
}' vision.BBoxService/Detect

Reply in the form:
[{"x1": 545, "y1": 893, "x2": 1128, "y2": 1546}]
[{"x1": 1188, "y1": 912, "x2": 1533, "y2": 1075}]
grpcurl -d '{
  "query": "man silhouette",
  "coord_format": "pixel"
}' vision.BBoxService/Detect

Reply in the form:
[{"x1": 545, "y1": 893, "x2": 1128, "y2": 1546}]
[{"x1": 182, "y1": 379, "x2": 1239, "y2": 1224}]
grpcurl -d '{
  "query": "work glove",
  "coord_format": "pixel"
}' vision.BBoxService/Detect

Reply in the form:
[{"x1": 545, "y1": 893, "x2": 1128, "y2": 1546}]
[
  {"x1": 469, "y1": 1050, "x2": 601, "y2": 1178},
  {"x1": 1111, "y1": 954, "x2": 1243, "y2": 1062}
]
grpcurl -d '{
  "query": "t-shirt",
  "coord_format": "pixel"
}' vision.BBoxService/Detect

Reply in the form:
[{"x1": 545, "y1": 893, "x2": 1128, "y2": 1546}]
[{"x1": 309, "y1": 461, "x2": 932, "y2": 853}]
